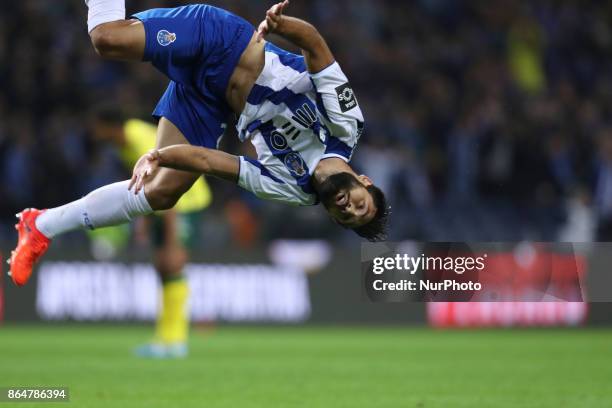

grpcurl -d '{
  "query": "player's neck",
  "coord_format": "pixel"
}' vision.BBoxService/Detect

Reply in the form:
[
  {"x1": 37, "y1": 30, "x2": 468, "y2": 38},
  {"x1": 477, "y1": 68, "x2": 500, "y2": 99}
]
[{"x1": 312, "y1": 158, "x2": 356, "y2": 185}]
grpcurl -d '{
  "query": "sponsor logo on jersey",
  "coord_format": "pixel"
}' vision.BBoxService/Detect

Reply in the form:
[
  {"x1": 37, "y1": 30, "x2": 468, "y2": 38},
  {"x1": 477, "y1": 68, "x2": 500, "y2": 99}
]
[
  {"x1": 284, "y1": 152, "x2": 306, "y2": 177},
  {"x1": 157, "y1": 30, "x2": 177, "y2": 47},
  {"x1": 271, "y1": 131, "x2": 289, "y2": 150},
  {"x1": 281, "y1": 121, "x2": 301, "y2": 141},
  {"x1": 292, "y1": 104, "x2": 317, "y2": 129},
  {"x1": 335, "y1": 83, "x2": 358, "y2": 112}
]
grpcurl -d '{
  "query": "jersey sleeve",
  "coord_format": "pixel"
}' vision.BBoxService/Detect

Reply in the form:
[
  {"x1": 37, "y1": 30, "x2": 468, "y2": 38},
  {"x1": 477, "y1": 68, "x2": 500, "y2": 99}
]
[
  {"x1": 238, "y1": 157, "x2": 304, "y2": 205},
  {"x1": 310, "y1": 62, "x2": 365, "y2": 162}
]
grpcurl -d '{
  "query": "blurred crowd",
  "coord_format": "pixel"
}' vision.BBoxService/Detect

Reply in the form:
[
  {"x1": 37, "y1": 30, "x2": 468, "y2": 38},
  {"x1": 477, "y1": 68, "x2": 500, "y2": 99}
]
[{"x1": 2, "y1": 0, "x2": 612, "y2": 247}]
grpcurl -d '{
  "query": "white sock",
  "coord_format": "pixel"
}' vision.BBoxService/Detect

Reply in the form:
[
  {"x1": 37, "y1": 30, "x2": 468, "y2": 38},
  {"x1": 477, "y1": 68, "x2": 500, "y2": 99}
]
[
  {"x1": 87, "y1": 0, "x2": 126, "y2": 33},
  {"x1": 36, "y1": 181, "x2": 153, "y2": 239}
]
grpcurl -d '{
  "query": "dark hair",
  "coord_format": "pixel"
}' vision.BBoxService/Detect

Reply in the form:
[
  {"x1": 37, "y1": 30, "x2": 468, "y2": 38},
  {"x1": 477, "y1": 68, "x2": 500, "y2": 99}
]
[{"x1": 352, "y1": 184, "x2": 389, "y2": 242}]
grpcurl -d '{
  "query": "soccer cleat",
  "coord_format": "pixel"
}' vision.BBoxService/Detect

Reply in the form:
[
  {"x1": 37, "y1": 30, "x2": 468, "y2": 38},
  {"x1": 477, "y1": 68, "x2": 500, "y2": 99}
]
[
  {"x1": 134, "y1": 342, "x2": 188, "y2": 359},
  {"x1": 9, "y1": 208, "x2": 51, "y2": 286}
]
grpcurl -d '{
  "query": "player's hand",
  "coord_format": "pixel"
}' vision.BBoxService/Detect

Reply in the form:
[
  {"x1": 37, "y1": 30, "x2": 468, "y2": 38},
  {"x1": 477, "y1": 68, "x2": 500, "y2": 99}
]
[
  {"x1": 129, "y1": 149, "x2": 161, "y2": 194},
  {"x1": 257, "y1": 0, "x2": 289, "y2": 43}
]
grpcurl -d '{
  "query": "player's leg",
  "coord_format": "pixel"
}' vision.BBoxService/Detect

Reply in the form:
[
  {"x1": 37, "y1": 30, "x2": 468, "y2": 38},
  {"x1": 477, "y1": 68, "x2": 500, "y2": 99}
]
[
  {"x1": 152, "y1": 212, "x2": 189, "y2": 352},
  {"x1": 143, "y1": 118, "x2": 201, "y2": 210},
  {"x1": 36, "y1": 118, "x2": 197, "y2": 235},
  {"x1": 9, "y1": 3, "x2": 242, "y2": 284},
  {"x1": 85, "y1": 3, "x2": 209, "y2": 78},
  {"x1": 90, "y1": 4, "x2": 228, "y2": 87},
  {"x1": 84, "y1": 0, "x2": 144, "y2": 60},
  {"x1": 136, "y1": 211, "x2": 190, "y2": 359},
  {"x1": 90, "y1": 20, "x2": 145, "y2": 61},
  {"x1": 35, "y1": 117, "x2": 196, "y2": 236},
  {"x1": 142, "y1": 121, "x2": 200, "y2": 357},
  {"x1": 9, "y1": 118, "x2": 197, "y2": 286}
]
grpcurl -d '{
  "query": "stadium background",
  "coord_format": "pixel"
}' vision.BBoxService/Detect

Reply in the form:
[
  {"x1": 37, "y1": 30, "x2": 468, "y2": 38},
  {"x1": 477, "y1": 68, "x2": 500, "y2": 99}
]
[
  {"x1": 3, "y1": 0, "x2": 612, "y2": 244},
  {"x1": 1, "y1": 1, "x2": 612, "y2": 407}
]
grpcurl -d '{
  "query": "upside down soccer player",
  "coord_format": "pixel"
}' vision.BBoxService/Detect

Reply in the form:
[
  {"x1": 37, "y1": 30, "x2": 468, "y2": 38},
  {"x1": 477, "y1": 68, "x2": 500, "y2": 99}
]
[{"x1": 9, "y1": 1, "x2": 389, "y2": 286}]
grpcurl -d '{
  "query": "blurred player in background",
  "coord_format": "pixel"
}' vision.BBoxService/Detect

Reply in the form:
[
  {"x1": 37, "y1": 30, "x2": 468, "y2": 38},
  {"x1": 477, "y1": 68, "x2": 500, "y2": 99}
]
[
  {"x1": 90, "y1": 107, "x2": 212, "y2": 358},
  {"x1": 9, "y1": 1, "x2": 388, "y2": 288}
]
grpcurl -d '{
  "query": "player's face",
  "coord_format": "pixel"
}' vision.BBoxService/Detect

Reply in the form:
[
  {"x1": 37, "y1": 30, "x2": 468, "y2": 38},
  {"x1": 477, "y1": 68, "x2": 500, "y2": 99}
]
[{"x1": 319, "y1": 173, "x2": 377, "y2": 228}]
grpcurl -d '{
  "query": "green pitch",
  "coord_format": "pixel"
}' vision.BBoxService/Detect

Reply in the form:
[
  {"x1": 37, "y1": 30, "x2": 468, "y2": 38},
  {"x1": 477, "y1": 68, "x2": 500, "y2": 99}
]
[{"x1": 1, "y1": 325, "x2": 611, "y2": 408}]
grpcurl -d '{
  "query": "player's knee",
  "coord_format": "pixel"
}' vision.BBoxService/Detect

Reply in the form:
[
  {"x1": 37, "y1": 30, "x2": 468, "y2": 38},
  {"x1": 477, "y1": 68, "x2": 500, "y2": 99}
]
[
  {"x1": 147, "y1": 193, "x2": 179, "y2": 212},
  {"x1": 145, "y1": 184, "x2": 182, "y2": 211},
  {"x1": 155, "y1": 247, "x2": 187, "y2": 277},
  {"x1": 90, "y1": 23, "x2": 123, "y2": 58}
]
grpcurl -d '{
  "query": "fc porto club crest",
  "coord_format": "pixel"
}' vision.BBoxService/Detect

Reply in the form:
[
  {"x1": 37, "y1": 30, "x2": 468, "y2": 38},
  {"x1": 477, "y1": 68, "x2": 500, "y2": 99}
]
[
  {"x1": 157, "y1": 30, "x2": 177, "y2": 47},
  {"x1": 284, "y1": 152, "x2": 306, "y2": 177}
]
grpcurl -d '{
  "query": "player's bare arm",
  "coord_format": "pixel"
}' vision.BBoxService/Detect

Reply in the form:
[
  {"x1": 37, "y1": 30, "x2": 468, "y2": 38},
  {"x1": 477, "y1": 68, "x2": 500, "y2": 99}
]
[
  {"x1": 129, "y1": 146, "x2": 239, "y2": 194},
  {"x1": 257, "y1": 1, "x2": 334, "y2": 73}
]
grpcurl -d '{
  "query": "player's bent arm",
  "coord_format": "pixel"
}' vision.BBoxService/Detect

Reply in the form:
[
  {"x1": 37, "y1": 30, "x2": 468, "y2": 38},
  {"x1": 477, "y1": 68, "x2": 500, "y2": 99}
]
[
  {"x1": 275, "y1": 17, "x2": 335, "y2": 73},
  {"x1": 259, "y1": 1, "x2": 333, "y2": 72},
  {"x1": 157, "y1": 145, "x2": 239, "y2": 183}
]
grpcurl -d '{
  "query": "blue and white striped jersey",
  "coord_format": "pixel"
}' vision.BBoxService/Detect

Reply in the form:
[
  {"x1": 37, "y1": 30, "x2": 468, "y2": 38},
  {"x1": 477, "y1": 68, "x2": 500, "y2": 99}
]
[{"x1": 236, "y1": 43, "x2": 365, "y2": 206}]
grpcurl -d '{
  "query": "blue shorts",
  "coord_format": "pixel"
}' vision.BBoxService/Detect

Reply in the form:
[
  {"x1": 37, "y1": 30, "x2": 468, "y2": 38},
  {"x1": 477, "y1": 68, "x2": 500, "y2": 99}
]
[{"x1": 133, "y1": 4, "x2": 254, "y2": 148}]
